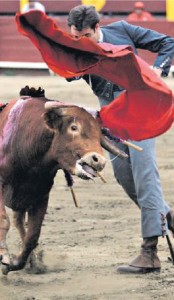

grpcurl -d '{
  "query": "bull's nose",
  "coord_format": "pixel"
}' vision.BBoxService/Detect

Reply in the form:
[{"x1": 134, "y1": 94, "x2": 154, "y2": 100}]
[
  {"x1": 89, "y1": 152, "x2": 106, "y2": 171},
  {"x1": 92, "y1": 154, "x2": 99, "y2": 163}
]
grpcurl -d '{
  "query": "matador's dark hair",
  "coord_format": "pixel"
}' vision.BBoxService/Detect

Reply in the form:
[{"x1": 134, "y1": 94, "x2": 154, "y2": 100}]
[{"x1": 67, "y1": 5, "x2": 100, "y2": 31}]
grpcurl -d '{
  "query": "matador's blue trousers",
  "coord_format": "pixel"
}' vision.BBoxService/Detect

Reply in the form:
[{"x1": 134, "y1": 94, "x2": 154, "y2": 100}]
[{"x1": 99, "y1": 92, "x2": 170, "y2": 238}]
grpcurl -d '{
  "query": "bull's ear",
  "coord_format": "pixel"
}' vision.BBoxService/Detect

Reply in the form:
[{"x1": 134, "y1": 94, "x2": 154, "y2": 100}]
[
  {"x1": 43, "y1": 108, "x2": 66, "y2": 130},
  {"x1": 44, "y1": 102, "x2": 69, "y2": 129}
]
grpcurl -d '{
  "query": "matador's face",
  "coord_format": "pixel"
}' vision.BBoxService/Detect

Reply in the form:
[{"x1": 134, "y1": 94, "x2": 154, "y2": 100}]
[{"x1": 70, "y1": 24, "x2": 100, "y2": 43}]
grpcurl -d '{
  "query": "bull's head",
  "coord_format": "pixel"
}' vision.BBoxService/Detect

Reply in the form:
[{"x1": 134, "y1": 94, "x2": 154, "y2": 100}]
[{"x1": 44, "y1": 101, "x2": 127, "y2": 180}]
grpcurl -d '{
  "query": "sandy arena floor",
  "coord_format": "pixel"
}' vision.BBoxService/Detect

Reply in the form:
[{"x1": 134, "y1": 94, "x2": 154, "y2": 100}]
[{"x1": 0, "y1": 74, "x2": 174, "y2": 300}]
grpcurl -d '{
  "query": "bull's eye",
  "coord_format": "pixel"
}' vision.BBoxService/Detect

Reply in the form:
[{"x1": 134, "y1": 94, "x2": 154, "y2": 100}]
[{"x1": 71, "y1": 125, "x2": 78, "y2": 131}]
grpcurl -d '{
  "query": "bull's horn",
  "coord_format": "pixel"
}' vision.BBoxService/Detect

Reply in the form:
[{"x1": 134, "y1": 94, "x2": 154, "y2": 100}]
[
  {"x1": 45, "y1": 101, "x2": 65, "y2": 110},
  {"x1": 45, "y1": 101, "x2": 75, "y2": 111},
  {"x1": 101, "y1": 135, "x2": 128, "y2": 159}
]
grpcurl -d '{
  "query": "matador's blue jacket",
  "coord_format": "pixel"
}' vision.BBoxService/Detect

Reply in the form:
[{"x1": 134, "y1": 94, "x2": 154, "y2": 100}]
[{"x1": 82, "y1": 21, "x2": 174, "y2": 100}]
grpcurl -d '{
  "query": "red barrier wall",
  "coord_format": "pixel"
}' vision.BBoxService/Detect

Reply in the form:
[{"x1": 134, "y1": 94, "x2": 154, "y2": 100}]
[{"x1": 0, "y1": 0, "x2": 166, "y2": 14}]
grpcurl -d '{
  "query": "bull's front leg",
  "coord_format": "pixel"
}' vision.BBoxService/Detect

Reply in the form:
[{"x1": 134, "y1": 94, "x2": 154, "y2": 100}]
[
  {"x1": 13, "y1": 210, "x2": 26, "y2": 243},
  {"x1": 13, "y1": 210, "x2": 45, "y2": 273},
  {"x1": 6, "y1": 197, "x2": 48, "y2": 274},
  {"x1": 0, "y1": 185, "x2": 10, "y2": 273}
]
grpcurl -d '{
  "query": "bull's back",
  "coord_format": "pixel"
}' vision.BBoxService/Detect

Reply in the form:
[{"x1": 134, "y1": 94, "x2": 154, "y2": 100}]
[{"x1": 0, "y1": 98, "x2": 49, "y2": 161}]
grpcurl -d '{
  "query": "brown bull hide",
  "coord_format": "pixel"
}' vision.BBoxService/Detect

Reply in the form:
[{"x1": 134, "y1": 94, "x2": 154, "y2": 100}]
[
  {"x1": 0, "y1": 87, "x2": 127, "y2": 275},
  {"x1": 0, "y1": 96, "x2": 106, "y2": 274},
  {"x1": 0, "y1": 91, "x2": 106, "y2": 274}
]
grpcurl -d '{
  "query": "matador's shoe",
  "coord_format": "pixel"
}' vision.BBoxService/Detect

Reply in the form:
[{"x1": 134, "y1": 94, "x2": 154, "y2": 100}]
[{"x1": 117, "y1": 237, "x2": 161, "y2": 274}]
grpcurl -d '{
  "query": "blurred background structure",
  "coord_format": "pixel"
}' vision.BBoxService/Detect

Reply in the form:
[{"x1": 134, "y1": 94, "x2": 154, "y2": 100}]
[{"x1": 0, "y1": 0, "x2": 174, "y2": 75}]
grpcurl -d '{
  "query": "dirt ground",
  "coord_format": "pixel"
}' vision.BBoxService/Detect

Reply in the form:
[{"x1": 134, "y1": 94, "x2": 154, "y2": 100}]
[{"x1": 0, "y1": 73, "x2": 174, "y2": 300}]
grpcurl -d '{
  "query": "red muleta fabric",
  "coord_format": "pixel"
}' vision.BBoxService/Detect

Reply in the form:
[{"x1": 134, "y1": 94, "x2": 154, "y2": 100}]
[{"x1": 16, "y1": 11, "x2": 174, "y2": 141}]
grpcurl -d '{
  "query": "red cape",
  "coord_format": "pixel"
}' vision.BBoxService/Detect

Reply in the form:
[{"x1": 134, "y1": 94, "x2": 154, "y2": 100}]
[{"x1": 16, "y1": 11, "x2": 174, "y2": 140}]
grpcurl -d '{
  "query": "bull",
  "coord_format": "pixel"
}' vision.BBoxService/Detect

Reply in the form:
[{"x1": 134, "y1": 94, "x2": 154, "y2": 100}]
[{"x1": 0, "y1": 86, "x2": 126, "y2": 275}]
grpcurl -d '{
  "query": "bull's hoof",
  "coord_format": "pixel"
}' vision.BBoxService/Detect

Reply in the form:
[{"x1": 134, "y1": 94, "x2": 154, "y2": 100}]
[
  {"x1": 1, "y1": 263, "x2": 10, "y2": 275},
  {"x1": 0, "y1": 252, "x2": 11, "y2": 275},
  {"x1": 9, "y1": 257, "x2": 26, "y2": 271},
  {"x1": 1, "y1": 256, "x2": 26, "y2": 274}
]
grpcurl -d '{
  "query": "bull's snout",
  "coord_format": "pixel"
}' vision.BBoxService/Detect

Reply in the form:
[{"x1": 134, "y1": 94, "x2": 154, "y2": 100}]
[
  {"x1": 88, "y1": 152, "x2": 106, "y2": 171},
  {"x1": 80, "y1": 152, "x2": 106, "y2": 172},
  {"x1": 73, "y1": 152, "x2": 106, "y2": 180}
]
